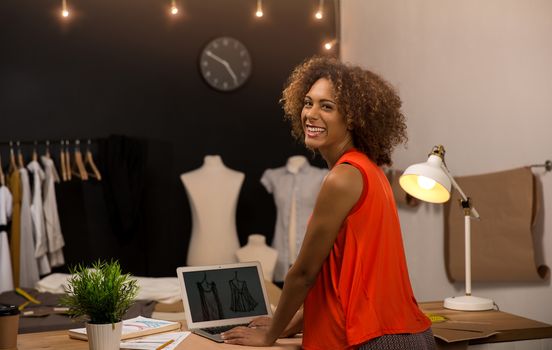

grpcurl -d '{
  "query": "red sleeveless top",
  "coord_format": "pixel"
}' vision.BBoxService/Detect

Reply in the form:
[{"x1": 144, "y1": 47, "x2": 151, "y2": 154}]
[{"x1": 302, "y1": 149, "x2": 430, "y2": 349}]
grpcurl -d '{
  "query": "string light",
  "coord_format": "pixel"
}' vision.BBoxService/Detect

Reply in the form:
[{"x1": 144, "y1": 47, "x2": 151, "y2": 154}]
[
  {"x1": 61, "y1": 0, "x2": 69, "y2": 18},
  {"x1": 321, "y1": 0, "x2": 340, "y2": 52},
  {"x1": 324, "y1": 39, "x2": 337, "y2": 50},
  {"x1": 315, "y1": 0, "x2": 324, "y2": 20},
  {"x1": 255, "y1": 0, "x2": 263, "y2": 18},
  {"x1": 50, "y1": 0, "x2": 339, "y2": 46},
  {"x1": 170, "y1": 0, "x2": 178, "y2": 15}
]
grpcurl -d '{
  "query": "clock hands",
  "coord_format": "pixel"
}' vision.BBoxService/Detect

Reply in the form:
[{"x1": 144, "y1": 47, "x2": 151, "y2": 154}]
[{"x1": 205, "y1": 50, "x2": 239, "y2": 86}]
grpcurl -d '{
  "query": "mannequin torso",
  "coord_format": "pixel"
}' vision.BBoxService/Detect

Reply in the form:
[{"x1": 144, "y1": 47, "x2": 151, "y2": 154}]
[
  {"x1": 260, "y1": 156, "x2": 328, "y2": 281},
  {"x1": 236, "y1": 234, "x2": 278, "y2": 281},
  {"x1": 286, "y1": 155, "x2": 307, "y2": 174},
  {"x1": 181, "y1": 155, "x2": 244, "y2": 266}
]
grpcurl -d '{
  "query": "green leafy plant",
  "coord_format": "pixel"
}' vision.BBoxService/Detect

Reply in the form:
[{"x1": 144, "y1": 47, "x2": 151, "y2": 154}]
[{"x1": 60, "y1": 260, "x2": 139, "y2": 324}]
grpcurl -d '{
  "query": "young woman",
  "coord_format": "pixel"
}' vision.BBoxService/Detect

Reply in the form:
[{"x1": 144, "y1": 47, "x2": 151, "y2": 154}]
[{"x1": 222, "y1": 56, "x2": 435, "y2": 349}]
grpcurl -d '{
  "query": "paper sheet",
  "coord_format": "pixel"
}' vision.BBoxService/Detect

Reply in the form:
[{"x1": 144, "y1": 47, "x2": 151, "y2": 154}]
[
  {"x1": 120, "y1": 331, "x2": 190, "y2": 350},
  {"x1": 444, "y1": 167, "x2": 549, "y2": 282}
]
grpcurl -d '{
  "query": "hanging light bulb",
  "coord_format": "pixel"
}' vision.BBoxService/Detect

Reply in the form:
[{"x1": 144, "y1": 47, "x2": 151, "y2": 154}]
[
  {"x1": 315, "y1": 0, "x2": 324, "y2": 20},
  {"x1": 255, "y1": 0, "x2": 263, "y2": 18},
  {"x1": 61, "y1": 0, "x2": 69, "y2": 18},
  {"x1": 324, "y1": 39, "x2": 337, "y2": 50},
  {"x1": 170, "y1": 0, "x2": 178, "y2": 15}
]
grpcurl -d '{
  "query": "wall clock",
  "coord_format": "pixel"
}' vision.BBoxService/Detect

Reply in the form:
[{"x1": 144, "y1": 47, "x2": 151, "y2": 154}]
[{"x1": 199, "y1": 36, "x2": 252, "y2": 92}]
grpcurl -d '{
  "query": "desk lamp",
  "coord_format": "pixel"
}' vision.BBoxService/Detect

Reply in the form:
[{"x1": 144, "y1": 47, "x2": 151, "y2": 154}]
[{"x1": 399, "y1": 145, "x2": 494, "y2": 311}]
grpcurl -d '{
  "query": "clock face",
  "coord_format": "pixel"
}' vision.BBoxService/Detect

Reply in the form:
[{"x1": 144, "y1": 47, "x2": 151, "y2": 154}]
[{"x1": 199, "y1": 37, "x2": 252, "y2": 92}]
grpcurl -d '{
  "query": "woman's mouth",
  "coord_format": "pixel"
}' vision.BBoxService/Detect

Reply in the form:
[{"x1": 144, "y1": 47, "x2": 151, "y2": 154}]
[{"x1": 305, "y1": 124, "x2": 326, "y2": 138}]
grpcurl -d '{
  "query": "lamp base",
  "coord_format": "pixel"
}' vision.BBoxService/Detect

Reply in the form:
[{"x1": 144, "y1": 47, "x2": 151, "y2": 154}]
[{"x1": 444, "y1": 295, "x2": 494, "y2": 311}]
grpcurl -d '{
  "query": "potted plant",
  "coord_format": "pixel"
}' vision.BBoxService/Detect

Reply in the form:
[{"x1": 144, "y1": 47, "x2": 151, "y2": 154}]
[{"x1": 60, "y1": 260, "x2": 139, "y2": 350}]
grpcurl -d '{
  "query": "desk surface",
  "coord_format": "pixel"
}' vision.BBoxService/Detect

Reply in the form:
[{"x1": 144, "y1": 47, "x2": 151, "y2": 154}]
[
  {"x1": 419, "y1": 301, "x2": 552, "y2": 345},
  {"x1": 17, "y1": 329, "x2": 302, "y2": 350},
  {"x1": 17, "y1": 302, "x2": 552, "y2": 349}
]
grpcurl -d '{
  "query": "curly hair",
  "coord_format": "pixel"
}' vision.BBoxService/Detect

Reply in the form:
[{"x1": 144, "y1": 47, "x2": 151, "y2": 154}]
[{"x1": 281, "y1": 56, "x2": 407, "y2": 166}]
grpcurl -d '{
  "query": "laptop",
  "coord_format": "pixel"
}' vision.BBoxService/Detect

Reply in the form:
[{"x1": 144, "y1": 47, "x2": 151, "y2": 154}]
[{"x1": 176, "y1": 261, "x2": 273, "y2": 342}]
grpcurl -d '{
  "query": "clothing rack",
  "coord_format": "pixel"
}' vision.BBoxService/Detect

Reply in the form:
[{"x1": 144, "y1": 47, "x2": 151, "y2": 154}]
[
  {"x1": 530, "y1": 160, "x2": 552, "y2": 172},
  {"x1": 0, "y1": 138, "x2": 102, "y2": 182},
  {"x1": 0, "y1": 138, "x2": 99, "y2": 148}
]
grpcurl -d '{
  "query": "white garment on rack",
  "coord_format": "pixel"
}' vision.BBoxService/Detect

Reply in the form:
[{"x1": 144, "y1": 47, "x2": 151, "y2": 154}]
[
  {"x1": 19, "y1": 168, "x2": 40, "y2": 288},
  {"x1": 41, "y1": 156, "x2": 65, "y2": 267},
  {"x1": 27, "y1": 161, "x2": 51, "y2": 275},
  {"x1": 0, "y1": 186, "x2": 14, "y2": 293}
]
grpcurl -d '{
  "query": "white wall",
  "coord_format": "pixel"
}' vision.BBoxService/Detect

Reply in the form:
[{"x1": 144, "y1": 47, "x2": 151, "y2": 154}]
[{"x1": 341, "y1": 0, "x2": 552, "y2": 324}]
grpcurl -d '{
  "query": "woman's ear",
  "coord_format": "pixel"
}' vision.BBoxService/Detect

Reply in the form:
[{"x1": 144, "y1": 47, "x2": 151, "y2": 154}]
[{"x1": 347, "y1": 118, "x2": 354, "y2": 131}]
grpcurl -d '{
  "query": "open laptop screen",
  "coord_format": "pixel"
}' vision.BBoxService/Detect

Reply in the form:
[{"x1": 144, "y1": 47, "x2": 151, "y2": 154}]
[{"x1": 181, "y1": 266, "x2": 268, "y2": 323}]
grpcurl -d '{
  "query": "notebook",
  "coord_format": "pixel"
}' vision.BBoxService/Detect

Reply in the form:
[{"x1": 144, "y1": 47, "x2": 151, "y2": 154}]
[{"x1": 176, "y1": 262, "x2": 273, "y2": 343}]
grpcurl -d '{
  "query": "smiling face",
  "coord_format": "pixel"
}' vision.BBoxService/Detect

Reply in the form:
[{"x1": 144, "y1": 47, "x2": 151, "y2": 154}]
[{"x1": 301, "y1": 78, "x2": 353, "y2": 164}]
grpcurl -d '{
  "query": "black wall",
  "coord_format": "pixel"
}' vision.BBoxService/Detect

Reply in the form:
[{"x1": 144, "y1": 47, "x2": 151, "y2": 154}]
[{"x1": 0, "y1": 0, "x2": 337, "y2": 276}]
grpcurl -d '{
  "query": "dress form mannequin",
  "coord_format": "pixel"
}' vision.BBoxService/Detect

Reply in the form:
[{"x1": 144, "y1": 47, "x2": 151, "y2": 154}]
[
  {"x1": 181, "y1": 155, "x2": 244, "y2": 266},
  {"x1": 260, "y1": 155, "x2": 328, "y2": 282},
  {"x1": 236, "y1": 234, "x2": 278, "y2": 281},
  {"x1": 285, "y1": 155, "x2": 307, "y2": 266},
  {"x1": 286, "y1": 155, "x2": 307, "y2": 174}
]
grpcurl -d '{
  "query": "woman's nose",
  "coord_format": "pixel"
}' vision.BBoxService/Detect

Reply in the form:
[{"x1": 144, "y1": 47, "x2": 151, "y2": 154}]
[{"x1": 304, "y1": 107, "x2": 319, "y2": 120}]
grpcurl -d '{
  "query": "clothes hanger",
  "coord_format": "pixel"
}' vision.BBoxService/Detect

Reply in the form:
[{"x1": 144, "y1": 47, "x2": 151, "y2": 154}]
[
  {"x1": 59, "y1": 140, "x2": 67, "y2": 181},
  {"x1": 42, "y1": 140, "x2": 61, "y2": 181},
  {"x1": 71, "y1": 139, "x2": 88, "y2": 181},
  {"x1": 16, "y1": 141, "x2": 24, "y2": 169},
  {"x1": 8, "y1": 141, "x2": 17, "y2": 174},
  {"x1": 32, "y1": 141, "x2": 38, "y2": 162},
  {"x1": 44, "y1": 140, "x2": 51, "y2": 159},
  {"x1": 0, "y1": 153, "x2": 5, "y2": 186},
  {"x1": 84, "y1": 139, "x2": 101, "y2": 180},
  {"x1": 65, "y1": 140, "x2": 72, "y2": 181}
]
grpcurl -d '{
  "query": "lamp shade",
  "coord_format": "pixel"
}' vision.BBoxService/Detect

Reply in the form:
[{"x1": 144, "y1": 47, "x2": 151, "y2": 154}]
[{"x1": 399, "y1": 154, "x2": 451, "y2": 203}]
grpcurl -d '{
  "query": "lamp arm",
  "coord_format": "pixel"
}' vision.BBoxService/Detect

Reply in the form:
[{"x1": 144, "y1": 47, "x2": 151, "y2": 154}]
[{"x1": 441, "y1": 164, "x2": 480, "y2": 219}]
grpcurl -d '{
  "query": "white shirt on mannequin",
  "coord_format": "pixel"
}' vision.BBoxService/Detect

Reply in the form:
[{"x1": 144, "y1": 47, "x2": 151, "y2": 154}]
[
  {"x1": 285, "y1": 156, "x2": 306, "y2": 266},
  {"x1": 286, "y1": 155, "x2": 307, "y2": 174},
  {"x1": 181, "y1": 155, "x2": 244, "y2": 266},
  {"x1": 260, "y1": 155, "x2": 328, "y2": 281},
  {"x1": 236, "y1": 234, "x2": 278, "y2": 281}
]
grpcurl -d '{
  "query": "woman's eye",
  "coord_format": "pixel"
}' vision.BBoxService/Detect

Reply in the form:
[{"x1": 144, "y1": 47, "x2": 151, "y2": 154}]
[
  {"x1": 322, "y1": 104, "x2": 332, "y2": 110},
  {"x1": 303, "y1": 100, "x2": 313, "y2": 107}
]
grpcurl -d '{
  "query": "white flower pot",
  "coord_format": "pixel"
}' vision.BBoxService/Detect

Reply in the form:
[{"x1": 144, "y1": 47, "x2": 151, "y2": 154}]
[{"x1": 86, "y1": 321, "x2": 122, "y2": 350}]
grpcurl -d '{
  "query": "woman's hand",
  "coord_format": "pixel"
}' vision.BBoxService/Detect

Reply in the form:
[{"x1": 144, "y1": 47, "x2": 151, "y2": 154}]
[
  {"x1": 248, "y1": 316, "x2": 272, "y2": 330},
  {"x1": 220, "y1": 325, "x2": 276, "y2": 347}
]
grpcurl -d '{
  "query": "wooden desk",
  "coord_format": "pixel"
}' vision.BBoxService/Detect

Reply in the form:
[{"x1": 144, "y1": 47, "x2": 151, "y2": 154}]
[
  {"x1": 419, "y1": 301, "x2": 552, "y2": 349},
  {"x1": 17, "y1": 302, "x2": 552, "y2": 349},
  {"x1": 17, "y1": 329, "x2": 302, "y2": 350}
]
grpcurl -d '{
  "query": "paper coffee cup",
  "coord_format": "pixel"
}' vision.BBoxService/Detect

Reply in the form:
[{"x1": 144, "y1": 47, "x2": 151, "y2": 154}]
[{"x1": 0, "y1": 304, "x2": 19, "y2": 350}]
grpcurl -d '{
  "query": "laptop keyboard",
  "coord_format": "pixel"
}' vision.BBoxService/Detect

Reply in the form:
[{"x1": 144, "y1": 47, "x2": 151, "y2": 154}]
[{"x1": 202, "y1": 324, "x2": 249, "y2": 334}]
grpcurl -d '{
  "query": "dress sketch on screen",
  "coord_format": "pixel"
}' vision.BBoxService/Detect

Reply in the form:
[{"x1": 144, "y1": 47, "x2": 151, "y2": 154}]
[
  {"x1": 197, "y1": 272, "x2": 224, "y2": 321},
  {"x1": 228, "y1": 271, "x2": 258, "y2": 312}
]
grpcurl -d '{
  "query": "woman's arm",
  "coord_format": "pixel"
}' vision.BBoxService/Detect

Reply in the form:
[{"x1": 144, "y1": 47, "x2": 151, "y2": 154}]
[
  {"x1": 281, "y1": 308, "x2": 303, "y2": 337},
  {"x1": 221, "y1": 164, "x2": 362, "y2": 346},
  {"x1": 247, "y1": 308, "x2": 303, "y2": 337}
]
